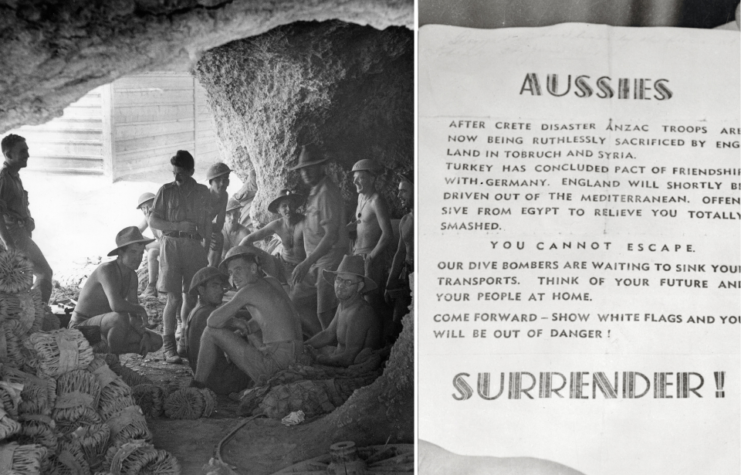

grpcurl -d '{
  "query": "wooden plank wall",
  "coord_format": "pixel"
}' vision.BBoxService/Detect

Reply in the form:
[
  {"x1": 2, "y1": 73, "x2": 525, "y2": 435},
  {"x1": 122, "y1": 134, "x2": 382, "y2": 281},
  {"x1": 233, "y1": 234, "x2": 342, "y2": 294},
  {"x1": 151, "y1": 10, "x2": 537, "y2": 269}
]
[
  {"x1": 112, "y1": 72, "x2": 195, "y2": 180},
  {"x1": 112, "y1": 72, "x2": 221, "y2": 180},
  {"x1": 9, "y1": 87, "x2": 105, "y2": 174},
  {"x1": 5, "y1": 72, "x2": 221, "y2": 181}
]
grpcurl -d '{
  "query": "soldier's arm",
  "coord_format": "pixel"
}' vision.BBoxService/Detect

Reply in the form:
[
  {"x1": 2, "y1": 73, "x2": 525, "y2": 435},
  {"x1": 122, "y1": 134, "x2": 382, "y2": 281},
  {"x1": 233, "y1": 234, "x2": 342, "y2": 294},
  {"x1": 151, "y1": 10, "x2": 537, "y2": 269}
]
[
  {"x1": 212, "y1": 194, "x2": 227, "y2": 233},
  {"x1": 0, "y1": 220, "x2": 14, "y2": 250},
  {"x1": 306, "y1": 309, "x2": 339, "y2": 349},
  {"x1": 304, "y1": 200, "x2": 340, "y2": 266},
  {"x1": 240, "y1": 219, "x2": 279, "y2": 246},
  {"x1": 125, "y1": 272, "x2": 148, "y2": 333},
  {"x1": 207, "y1": 287, "x2": 250, "y2": 329},
  {"x1": 387, "y1": 216, "x2": 409, "y2": 288},
  {"x1": 293, "y1": 218, "x2": 306, "y2": 260},
  {"x1": 137, "y1": 216, "x2": 149, "y2": 234},
  {"x1": 0, "y1": 184, "x2": 16, "y2": 249},
  {"x1": 148, "y1": 189, "x2": 186, "y2": 233},
  {"x1": 201, "y1": 214, "x2": 213, "y2": 250}
]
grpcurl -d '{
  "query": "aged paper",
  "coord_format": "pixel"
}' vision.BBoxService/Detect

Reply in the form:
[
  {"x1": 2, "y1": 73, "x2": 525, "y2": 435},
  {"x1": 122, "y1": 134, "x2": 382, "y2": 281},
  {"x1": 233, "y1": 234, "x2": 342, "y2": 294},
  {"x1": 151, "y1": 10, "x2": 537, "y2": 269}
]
[{"x1": 418, "y1": 23, "x2": 740, "y2": 474}]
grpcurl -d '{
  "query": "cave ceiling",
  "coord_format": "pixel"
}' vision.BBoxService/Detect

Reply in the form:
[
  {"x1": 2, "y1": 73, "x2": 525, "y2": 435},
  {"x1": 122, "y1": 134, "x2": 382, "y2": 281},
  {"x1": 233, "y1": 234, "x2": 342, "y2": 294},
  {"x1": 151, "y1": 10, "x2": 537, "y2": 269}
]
[{"x1": 0, "y1": 0, "x2": 413, "y2": 133}]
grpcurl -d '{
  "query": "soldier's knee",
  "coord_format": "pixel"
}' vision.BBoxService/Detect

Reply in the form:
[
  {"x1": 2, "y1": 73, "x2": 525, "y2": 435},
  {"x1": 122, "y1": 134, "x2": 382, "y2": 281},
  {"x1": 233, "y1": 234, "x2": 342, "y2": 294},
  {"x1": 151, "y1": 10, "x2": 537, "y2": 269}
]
[
  {"x1": 148, "y1": 332, "x2": 163, "y2": 351},
  {"x1": 108, "y1": 312, "x2": 130, "y2": 327}
]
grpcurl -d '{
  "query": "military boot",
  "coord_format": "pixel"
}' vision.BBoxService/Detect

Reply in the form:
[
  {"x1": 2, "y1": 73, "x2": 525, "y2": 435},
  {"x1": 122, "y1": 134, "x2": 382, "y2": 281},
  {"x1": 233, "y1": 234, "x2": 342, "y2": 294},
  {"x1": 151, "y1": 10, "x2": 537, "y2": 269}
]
[{"x1": 162, "y1": 334, "x2": 182, "y2": 364}]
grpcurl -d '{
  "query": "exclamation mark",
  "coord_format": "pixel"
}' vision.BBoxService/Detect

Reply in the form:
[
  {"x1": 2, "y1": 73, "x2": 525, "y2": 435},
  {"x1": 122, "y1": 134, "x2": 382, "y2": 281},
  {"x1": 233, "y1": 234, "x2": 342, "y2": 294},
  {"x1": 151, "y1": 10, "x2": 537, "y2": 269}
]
[{"x1": 714, "y1": 371, "x2": 725, "y2": 398}]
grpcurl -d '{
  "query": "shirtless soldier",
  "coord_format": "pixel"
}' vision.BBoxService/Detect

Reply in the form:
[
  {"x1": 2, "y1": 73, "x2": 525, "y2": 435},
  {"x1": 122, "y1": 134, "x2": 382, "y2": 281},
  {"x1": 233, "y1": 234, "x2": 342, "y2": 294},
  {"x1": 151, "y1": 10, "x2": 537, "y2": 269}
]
[
  {"x1": 239, "y1": 189, "x2": 305, "y2": 286},
  {"x1": 305, "y1": 255, "x2": 381, "y2": 367},
  {"x1": 149, "y1": 150, "x2": 212, "y2": 364},
  {"x1": 192, "y1": 246, "x2": 303, "y2": 388},
  {"x1": 385, "y1": 171, "x2": 414, "y2": 342},
  {"x1": 222, "y1": 197, "x2": 251, "y2": 260},
  {"x1": 206, "y1": 162, "x2": 231, "y2": 267},
  {"x1": 347, "y1": 159, "x2": 393, "y2": 329},
  {"x1": 184, "y1": 266, "x2": 251, "y2": 394},
  {"x1": 289, "y1": 145, "x2": 350, "y2": 336},
  {"x1": 0, "y1": 134, "x2": 53, "y2": 303},
  {"x1": 71, "y1": 227, "x2": 163, "y2": 356}
]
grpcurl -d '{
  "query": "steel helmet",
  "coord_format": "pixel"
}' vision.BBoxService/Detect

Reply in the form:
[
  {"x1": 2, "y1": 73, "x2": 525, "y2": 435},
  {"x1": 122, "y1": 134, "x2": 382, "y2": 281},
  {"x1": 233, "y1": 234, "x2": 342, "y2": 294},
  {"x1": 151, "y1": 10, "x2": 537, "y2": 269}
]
[
  {"x1": 136, "y1": 192, "x2": 155, "y2": 209},
  {"x1": 207, "y1": 162, "x2": 231, "y2": 182},
  {"x1": 351, "y1": 159, "x2": 380, "y2": 175}
]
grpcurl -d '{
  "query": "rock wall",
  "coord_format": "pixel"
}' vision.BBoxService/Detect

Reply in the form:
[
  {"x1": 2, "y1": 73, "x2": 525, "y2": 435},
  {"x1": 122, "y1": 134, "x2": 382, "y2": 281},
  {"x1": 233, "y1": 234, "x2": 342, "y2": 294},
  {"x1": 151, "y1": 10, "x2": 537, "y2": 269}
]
[
  {"x1": 0, "y1": 0, "x2": 412, "y2": 133},
  {"x1": 195, "y1": 21, "x2": 413, "y2": 224}
]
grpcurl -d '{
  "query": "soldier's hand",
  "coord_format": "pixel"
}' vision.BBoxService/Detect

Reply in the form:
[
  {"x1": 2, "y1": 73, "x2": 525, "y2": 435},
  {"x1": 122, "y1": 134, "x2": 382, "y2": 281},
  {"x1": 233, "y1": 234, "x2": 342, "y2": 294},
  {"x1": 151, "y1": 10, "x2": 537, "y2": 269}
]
[
  {"x1": 179, "y1": 221, "x2": 198, "y2": 233},
  {"x1": 138, "y1": 332, "x2": 150, "y2": 357},
  {"x1": 209, "y1": 234, "x2": 220, "y2": 250},
  {"x1": 139, "y1": 332, "x2": 161, "y2": 357},
  {"x1": 364, "y1": 253, "x2": 375, "y2": 270},
  {"x1": 230, "y1": 318, "x2": 250, "y2": 335},
  {"x1": 291, "y1": 260, "x2": 311, "y2": 286}
]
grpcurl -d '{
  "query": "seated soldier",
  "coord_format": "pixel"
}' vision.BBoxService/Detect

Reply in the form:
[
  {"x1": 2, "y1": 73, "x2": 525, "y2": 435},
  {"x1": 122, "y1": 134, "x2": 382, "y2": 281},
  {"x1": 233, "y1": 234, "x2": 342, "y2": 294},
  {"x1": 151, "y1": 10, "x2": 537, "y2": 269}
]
[
  {"x1": 192, "y1": 246, "x2": 303, "y2": 388},
  {"x1": 305, "y1": 255, "x2": 382, "y2": 367},
  {"x1": 239, "y1": 189, "x2": 305, "y2": 286},
  {"x1": 221, "y1": 197, "x2": 251, "y2": 260},
  {"x1": 71, "y1": 227, "x2": 163, "y2": 356},
  {"x1": 184, "y1": 266, "x2": 251, "y2": 394},
  {"x1": 136, "y1": 192, "x2": 162, "y2": 298}
]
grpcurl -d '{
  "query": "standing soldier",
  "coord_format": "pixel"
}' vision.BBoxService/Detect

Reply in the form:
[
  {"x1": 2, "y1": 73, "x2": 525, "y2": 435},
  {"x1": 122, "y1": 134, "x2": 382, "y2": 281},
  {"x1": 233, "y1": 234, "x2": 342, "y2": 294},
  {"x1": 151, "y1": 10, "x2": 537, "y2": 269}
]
[
  {"x1": 206, "y1": 162, "x2": 231, "y2": 267},
  {"x1": 385, "y1": 171, "x2": 414, "y2": 342},
  {"x1": 347, "y1": 159, "x2": 394, "y2": 325},
  {"x1": 149, "y1": 150, "x2": 212, "y2": 364},
  {"x1": 222, "y1": 197, "x2": 252, "y2": 260},
  {"x1": 136, "y1": 192, "x2": 162, "y2": 298},
  {"x1": 0, "y1": 134, "x2": 53, "y2": 304},
  {"x1": 289, "y1": 145, "x2": 350, "y2": 336}
]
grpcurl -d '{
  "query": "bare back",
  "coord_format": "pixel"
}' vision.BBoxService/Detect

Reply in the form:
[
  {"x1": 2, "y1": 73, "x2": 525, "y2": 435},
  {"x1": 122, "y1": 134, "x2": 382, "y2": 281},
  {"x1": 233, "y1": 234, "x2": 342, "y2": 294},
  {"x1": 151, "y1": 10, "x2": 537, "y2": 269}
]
[
  {"x1": 76, "y1": 260, "x2": 136, "y2": 317},
  {"x1": 232, "y1": 276, "x2": 302, "y2": 343}
]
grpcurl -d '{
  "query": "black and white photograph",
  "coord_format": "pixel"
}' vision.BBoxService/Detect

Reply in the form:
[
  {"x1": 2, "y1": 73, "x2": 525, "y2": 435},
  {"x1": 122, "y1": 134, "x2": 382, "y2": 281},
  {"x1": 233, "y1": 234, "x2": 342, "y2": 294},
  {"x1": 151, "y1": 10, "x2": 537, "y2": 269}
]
[{"x1": 0, "y1": 1, "x2": 414, "y2": 473}]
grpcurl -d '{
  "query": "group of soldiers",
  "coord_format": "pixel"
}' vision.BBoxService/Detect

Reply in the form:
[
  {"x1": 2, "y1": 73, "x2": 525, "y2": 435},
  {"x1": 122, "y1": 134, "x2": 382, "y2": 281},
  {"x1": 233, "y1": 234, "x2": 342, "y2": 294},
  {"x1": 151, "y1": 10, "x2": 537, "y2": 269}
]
[{"x1": 0, "y1": 135, "x2": 414, "y2": 395}]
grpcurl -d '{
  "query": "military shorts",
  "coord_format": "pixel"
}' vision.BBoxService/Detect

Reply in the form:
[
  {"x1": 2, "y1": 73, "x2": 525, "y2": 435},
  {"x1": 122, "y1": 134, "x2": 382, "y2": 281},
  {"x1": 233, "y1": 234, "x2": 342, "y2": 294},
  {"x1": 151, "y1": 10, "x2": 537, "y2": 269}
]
[{"x1": 158, "y1": 236, "x2": 208, "y2": 294}]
